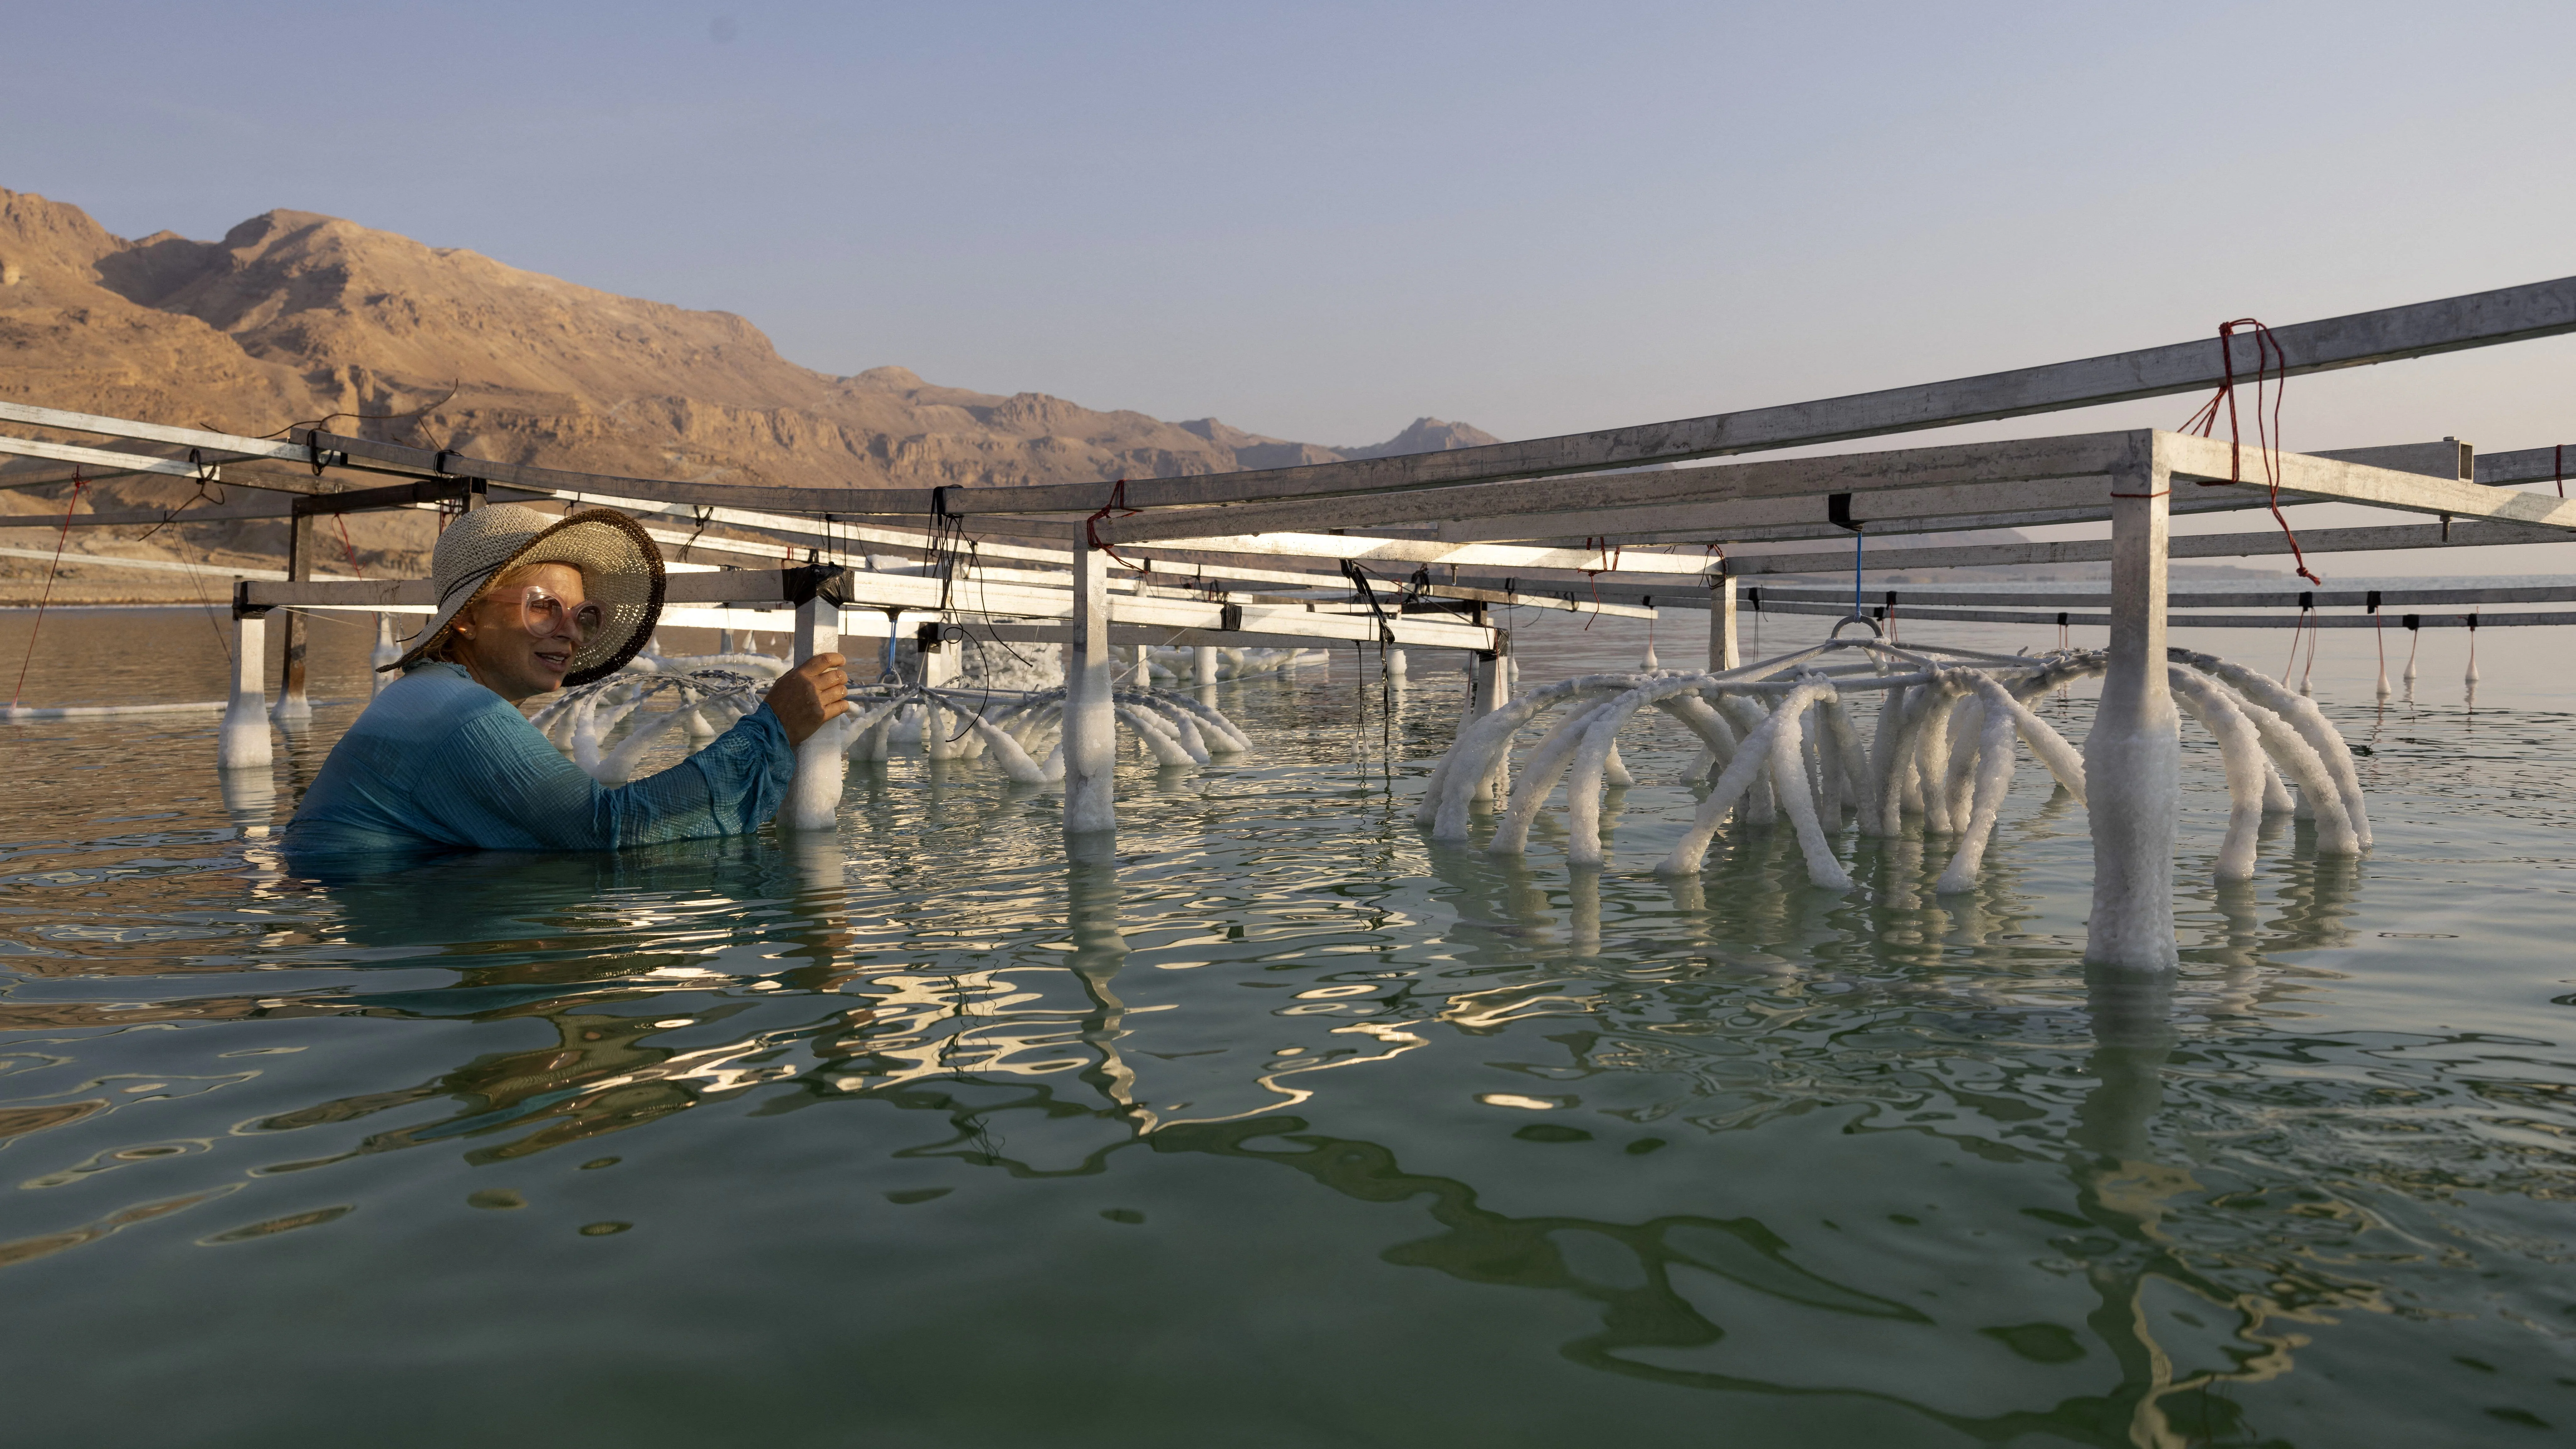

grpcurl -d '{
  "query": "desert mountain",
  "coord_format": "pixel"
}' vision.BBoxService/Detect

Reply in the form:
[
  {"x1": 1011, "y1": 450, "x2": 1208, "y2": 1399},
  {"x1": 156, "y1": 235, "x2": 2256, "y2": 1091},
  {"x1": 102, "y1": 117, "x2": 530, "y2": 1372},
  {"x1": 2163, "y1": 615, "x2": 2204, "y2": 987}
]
[{"x1": 0, "y1": 186, "x2": 1498, "y2": 591}]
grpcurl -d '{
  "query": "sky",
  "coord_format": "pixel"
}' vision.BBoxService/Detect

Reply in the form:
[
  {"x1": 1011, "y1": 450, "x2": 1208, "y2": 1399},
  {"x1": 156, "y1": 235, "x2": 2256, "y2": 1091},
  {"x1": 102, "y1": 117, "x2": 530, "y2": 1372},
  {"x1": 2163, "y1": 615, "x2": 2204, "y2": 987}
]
[{"x1": 8, "y1": 0, "x2": 2574, "y2": 569}]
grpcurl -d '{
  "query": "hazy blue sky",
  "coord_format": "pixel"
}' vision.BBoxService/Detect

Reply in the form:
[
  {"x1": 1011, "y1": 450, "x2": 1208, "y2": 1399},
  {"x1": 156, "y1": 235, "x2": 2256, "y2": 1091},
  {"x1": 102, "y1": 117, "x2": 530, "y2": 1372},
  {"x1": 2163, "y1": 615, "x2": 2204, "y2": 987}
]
[{"x1": 8, "y1": 0, "x2": 2572, "y2": 482}]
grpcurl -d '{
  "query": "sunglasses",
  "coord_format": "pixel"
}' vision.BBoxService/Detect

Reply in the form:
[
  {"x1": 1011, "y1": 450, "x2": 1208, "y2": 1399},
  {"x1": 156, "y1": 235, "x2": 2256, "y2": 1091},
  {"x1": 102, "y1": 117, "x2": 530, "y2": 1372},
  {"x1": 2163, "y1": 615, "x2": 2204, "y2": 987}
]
[{"x1": 502, "y1": 585, "x2": 606, "y2": 643}]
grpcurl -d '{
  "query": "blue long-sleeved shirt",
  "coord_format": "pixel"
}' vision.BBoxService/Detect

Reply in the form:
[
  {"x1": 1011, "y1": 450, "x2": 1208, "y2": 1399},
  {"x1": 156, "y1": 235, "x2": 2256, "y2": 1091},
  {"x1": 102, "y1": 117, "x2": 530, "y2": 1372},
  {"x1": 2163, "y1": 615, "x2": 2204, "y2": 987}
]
[{"x1": 282, "y1": 663, "x2": 796, "y2": 857}]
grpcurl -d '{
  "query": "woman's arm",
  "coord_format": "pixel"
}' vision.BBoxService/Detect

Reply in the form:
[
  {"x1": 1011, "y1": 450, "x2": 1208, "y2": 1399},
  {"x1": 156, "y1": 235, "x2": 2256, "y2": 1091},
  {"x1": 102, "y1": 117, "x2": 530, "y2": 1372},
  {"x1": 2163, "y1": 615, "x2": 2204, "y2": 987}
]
[{"x1": 419, "y1": 699, "x2": 798, "y2": 850}]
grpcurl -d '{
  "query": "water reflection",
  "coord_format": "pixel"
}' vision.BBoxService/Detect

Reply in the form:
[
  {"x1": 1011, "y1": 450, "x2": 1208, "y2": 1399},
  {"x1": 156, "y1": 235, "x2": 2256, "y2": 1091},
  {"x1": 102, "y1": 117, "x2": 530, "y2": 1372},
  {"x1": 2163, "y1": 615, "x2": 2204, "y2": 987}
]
[{"x1": 2, "y1": 631, "x2": 2572, "y2": 1443}]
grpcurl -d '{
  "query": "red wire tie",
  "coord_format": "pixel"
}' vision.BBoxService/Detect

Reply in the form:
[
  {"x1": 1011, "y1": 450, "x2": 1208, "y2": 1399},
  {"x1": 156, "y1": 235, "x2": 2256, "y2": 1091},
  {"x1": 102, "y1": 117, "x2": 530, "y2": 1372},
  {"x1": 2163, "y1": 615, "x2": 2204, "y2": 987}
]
[
  {"x1": 1084, "y1": 478, "x2": 1140, "y2": 569},
  {"x1": 335, "y1": 513, "x2": 365, "y2": 579},
  {"x1": 10, "y1": 471, "x2": 90, "y2": 708},
  {"x1": 2181, "y1": 318, "x2": 2318, "y2": 585}
]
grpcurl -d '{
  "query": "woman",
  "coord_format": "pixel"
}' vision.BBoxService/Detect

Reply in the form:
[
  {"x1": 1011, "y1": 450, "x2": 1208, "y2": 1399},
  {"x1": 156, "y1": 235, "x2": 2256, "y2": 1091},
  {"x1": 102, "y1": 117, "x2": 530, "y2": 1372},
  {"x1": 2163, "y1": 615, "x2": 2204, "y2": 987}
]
[{"x1": 284, "y1": 505, "x2": 848, "y2": 858}]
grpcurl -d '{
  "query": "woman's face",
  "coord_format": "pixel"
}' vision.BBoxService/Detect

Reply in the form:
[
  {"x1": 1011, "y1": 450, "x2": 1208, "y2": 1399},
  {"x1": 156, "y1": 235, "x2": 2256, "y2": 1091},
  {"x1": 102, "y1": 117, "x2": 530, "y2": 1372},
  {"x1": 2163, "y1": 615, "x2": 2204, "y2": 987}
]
[{"x1": 449, "y1": 562, "x2": 592, "y2": 702}]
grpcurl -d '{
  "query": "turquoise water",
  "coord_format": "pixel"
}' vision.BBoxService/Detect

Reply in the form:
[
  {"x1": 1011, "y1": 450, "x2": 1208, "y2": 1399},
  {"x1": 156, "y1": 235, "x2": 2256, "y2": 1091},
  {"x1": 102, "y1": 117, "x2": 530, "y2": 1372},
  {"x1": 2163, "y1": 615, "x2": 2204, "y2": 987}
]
[{"x1": 1, "y1": 604, "x2": 2571, "y2": 1447}]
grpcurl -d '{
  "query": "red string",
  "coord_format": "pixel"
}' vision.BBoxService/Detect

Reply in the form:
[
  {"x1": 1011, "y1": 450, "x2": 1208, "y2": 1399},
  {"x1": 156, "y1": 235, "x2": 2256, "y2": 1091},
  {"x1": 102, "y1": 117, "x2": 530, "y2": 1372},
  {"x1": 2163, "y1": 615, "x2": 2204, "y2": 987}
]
[
  {"x1": 1577, "y1": 536, "x2": 1622, "y2": 626},
  {"x1": 1084, "y1": 478, "x2": 1139, "y2": 568},
  {"x1": 2181, "y1": 318, "x2": 2317, "y2": 585},
  {"x1": 10, "y1": 472, "x2": 90, "y2": 708},
  {"x1": 334, "y1": 513, "x2": 365, "y2": 579}
]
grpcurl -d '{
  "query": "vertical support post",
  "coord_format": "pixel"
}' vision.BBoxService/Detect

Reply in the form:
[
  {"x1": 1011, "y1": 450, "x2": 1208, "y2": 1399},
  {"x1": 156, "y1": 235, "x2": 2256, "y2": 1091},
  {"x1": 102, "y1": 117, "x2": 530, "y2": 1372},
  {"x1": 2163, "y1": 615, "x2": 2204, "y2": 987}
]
[
  {"x1": 1710, "y1": 568, "x2": 1740, "y2": 671},
  {"x1": 1384, "y1": 647, "x2": 1407, "y2": 682},
  {"x1": 219, "y1": 604, "x2": 272, "y2": 771},
  {"x1": 918, "y1": 627, "x2": 962, "y2": 760},
  {"x1": 368, "y1": 612, "x2": 400, "y2": 697},
  {"x1": 1470, "y1": 630, "x2": 1513, "y2": 804},
  {"x1": 2084, "y1": 434, "x2": 2179, "y2": 971},
  {"x1": 1195, "y1": 645, "x2": 1219, "y2": 688},
  {"x1": 274, "y1": 514, "x2": 315, "y2": 721},
  {"x1": 1064, "y1": 539, "x2": 1117, "y2": 833},
  {"x1": 784, "y1": 594, "x2": 842, "y2": 830}
]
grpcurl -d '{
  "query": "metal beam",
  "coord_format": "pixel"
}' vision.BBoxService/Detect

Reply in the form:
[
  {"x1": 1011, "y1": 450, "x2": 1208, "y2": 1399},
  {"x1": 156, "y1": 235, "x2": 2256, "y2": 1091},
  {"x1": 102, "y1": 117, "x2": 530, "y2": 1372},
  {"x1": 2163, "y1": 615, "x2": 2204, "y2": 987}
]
[
  {"x1": 0, "y1": 401, "x2": 310, "y2": 463},
  {"x1": 1748, "y1": 582, "x2": 2576, "y2": 609},
  {"x1": 1748, "y1": 598, "x2": 2575, "y2": 629},
  {"x1": 0, "y1": 435, "x2": 227, "y2": 482},
  {"x1": 1369, "y1": 438, "x2": 2467, "y2": 548},
  {"x1": 1086, "y1": 434, "x2": 2134, "y2": 546},
  {"x1": 1712, "y1": 518, "x2": 2574, "y2": 577},
  {"x1": 202, "y1": 277, "x2": 2576, "y2": 520},
  {"x1": 913, "y1": 276, "x2": 2576, "y2": 515}
]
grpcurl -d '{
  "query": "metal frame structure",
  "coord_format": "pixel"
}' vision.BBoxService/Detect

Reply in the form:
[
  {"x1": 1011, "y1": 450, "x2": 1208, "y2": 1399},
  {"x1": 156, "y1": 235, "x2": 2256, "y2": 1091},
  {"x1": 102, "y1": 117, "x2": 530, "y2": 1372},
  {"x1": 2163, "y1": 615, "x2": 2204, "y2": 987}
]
[{"x1": 8, "y1": 276, "x2": 2576, "y2": 969}]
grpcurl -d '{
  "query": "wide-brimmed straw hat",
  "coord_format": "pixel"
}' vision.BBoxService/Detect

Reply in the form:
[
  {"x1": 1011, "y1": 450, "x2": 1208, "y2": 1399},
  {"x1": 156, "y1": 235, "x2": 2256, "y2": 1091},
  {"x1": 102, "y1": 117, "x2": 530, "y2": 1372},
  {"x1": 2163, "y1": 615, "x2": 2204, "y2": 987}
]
[{"x1": 384, "y1": 505, "x2": 665, "y2": 687}]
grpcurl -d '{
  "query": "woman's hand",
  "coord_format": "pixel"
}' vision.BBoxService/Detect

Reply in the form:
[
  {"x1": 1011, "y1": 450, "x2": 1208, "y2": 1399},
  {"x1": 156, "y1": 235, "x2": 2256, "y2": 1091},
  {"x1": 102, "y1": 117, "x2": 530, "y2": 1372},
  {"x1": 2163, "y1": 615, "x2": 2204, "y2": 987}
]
[{"x1": 766, "y1": 653, "x2": 852, "y2": 746}]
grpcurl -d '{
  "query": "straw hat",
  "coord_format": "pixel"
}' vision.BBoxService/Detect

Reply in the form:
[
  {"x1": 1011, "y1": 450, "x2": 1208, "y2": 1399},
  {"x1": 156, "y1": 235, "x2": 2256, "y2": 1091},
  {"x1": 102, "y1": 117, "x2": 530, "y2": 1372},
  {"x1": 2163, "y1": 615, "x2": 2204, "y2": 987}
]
[{"x1": 384, "y1": 505, "x2": 665, "y2": 687}]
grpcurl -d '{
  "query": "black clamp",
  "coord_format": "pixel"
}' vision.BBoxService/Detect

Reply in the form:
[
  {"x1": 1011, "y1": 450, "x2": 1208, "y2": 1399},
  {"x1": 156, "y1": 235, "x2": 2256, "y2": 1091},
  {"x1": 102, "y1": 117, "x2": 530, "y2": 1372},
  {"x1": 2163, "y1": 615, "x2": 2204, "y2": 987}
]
[
  {"x1": 231, "y1": 579, "x2": 273, "y2": 620},
  {"x1": 2365, "y1": 590, "x2": 2382, "y2": 614},
  {"x1": 1828, "y1": 493, "x2": 1861, "y2": 532},
  {"x1": 1219, "y1": 602, "x2": 1243, "y2": 632},
  {"x1": 783, "y1": 561, "x2": 850, "y2": 608}
]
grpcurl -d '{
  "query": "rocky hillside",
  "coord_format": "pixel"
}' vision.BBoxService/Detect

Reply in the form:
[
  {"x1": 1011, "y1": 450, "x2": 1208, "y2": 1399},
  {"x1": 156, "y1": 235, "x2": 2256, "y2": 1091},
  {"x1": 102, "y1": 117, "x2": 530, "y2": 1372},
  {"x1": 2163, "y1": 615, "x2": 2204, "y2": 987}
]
[{"x1": 0, "y1": 186, "x2": 1497, "y2": 594}]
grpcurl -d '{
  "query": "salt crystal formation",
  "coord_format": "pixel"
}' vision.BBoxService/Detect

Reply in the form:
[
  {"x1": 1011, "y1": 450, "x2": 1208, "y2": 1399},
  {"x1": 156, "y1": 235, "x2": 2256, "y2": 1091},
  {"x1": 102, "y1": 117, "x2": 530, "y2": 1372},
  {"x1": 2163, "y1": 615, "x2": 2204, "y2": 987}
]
[
  {"x1": 534, "y1": 650, "x2": 1253, "y2": 789},
  {"x1": 1419, "y1": 638, "x2": 2368, "y2": 897}
]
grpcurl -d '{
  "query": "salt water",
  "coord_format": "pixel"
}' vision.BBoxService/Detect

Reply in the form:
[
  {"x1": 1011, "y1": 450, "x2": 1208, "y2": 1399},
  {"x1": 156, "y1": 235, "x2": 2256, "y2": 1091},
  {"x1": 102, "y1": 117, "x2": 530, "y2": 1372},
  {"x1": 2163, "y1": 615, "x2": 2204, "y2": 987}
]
[{"x1": 0, "y1": 601, "x2": 2569, "y2": 1446}]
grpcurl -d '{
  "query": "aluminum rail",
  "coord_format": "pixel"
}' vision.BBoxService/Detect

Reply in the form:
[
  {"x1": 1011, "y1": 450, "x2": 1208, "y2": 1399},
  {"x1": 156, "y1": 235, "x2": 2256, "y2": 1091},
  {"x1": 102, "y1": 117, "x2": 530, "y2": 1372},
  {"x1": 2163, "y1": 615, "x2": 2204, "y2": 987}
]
[
  {"x1": 1743, "y1": 583, "x2": 2576, "y2": 609},
  {"x1": 796, "y1": 275, "x2": 2576, "y2": 515},
  {"x1": 1746, "y1": 597, "x2": 2574, "y2": 629},
  {"x1": 19, "y1": 275, "x2": 2573, "y2": 521},
  {"x1": 239, "y1": 569, "x2": 1500, "y2": 650}
]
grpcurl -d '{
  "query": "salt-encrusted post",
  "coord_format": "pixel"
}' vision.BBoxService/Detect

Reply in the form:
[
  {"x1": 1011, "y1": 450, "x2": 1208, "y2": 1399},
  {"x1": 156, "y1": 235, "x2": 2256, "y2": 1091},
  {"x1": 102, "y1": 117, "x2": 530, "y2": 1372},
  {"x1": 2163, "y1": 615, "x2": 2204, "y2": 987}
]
[
  {"x1": 369, "y1": 613, "x2": 400, "y2": 697},
  {"x1": 1195, "y1": 645, "x2": 1219, "y2": 688},
  {"x1": 273, "y1": 514, "x2": 316, "y2": 722},
  {"x1": 1471, "y1": 631, "x2": 1513, "y2": 804},
  {"x1": 1709, "y1": 566, "x2": 1740, "y2": 670},
  {"x1": 1064, "y1": 538, "x2": 1117, "y2": 833},
  {"x1": 219, "y1": 590, "x2": 272, "y2": 771},
  {"x1": 920, "y1": 630, "x2": 958, "y2": 688},
  {"x1": 2084, "y1": 432, "x2": 2179, "y2": 970},
  {"x1": 785, "y1": 581, "x2": 843, "y2": 830}
]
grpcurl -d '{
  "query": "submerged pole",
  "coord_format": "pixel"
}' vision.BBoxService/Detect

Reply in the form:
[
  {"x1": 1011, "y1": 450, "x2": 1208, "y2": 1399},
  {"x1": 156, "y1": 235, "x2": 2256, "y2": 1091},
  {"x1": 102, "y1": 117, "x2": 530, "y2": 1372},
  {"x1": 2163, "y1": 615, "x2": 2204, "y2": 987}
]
[
  {"x1": 2083, "y1": 435, "x2": 2179, "y2": 970},
  {"x1": 369, "y1": 612, "x2": 401, "y2": 698},
  {"x1": 1064, "y1": 538, "x2": 1117, "y2": 833},
  {"x1": 784, "y1": 591, "x2": 842, "y2": 830},
  {"x1": 1472, "y1": 636, "x2": 1513, "y2": 804},
  {"x1": 1710, "y1": 568, "x2": 1740, "y2": 671},
  {"x1": 273, "y1": 514, "x2": 315, "y2": 722},
  {"x1": 1195, "y1": 645, "x2": 1220, "y2": 688},
  {"x1": 219, "y1": 606, "x2": 272, "y2": 771}
]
